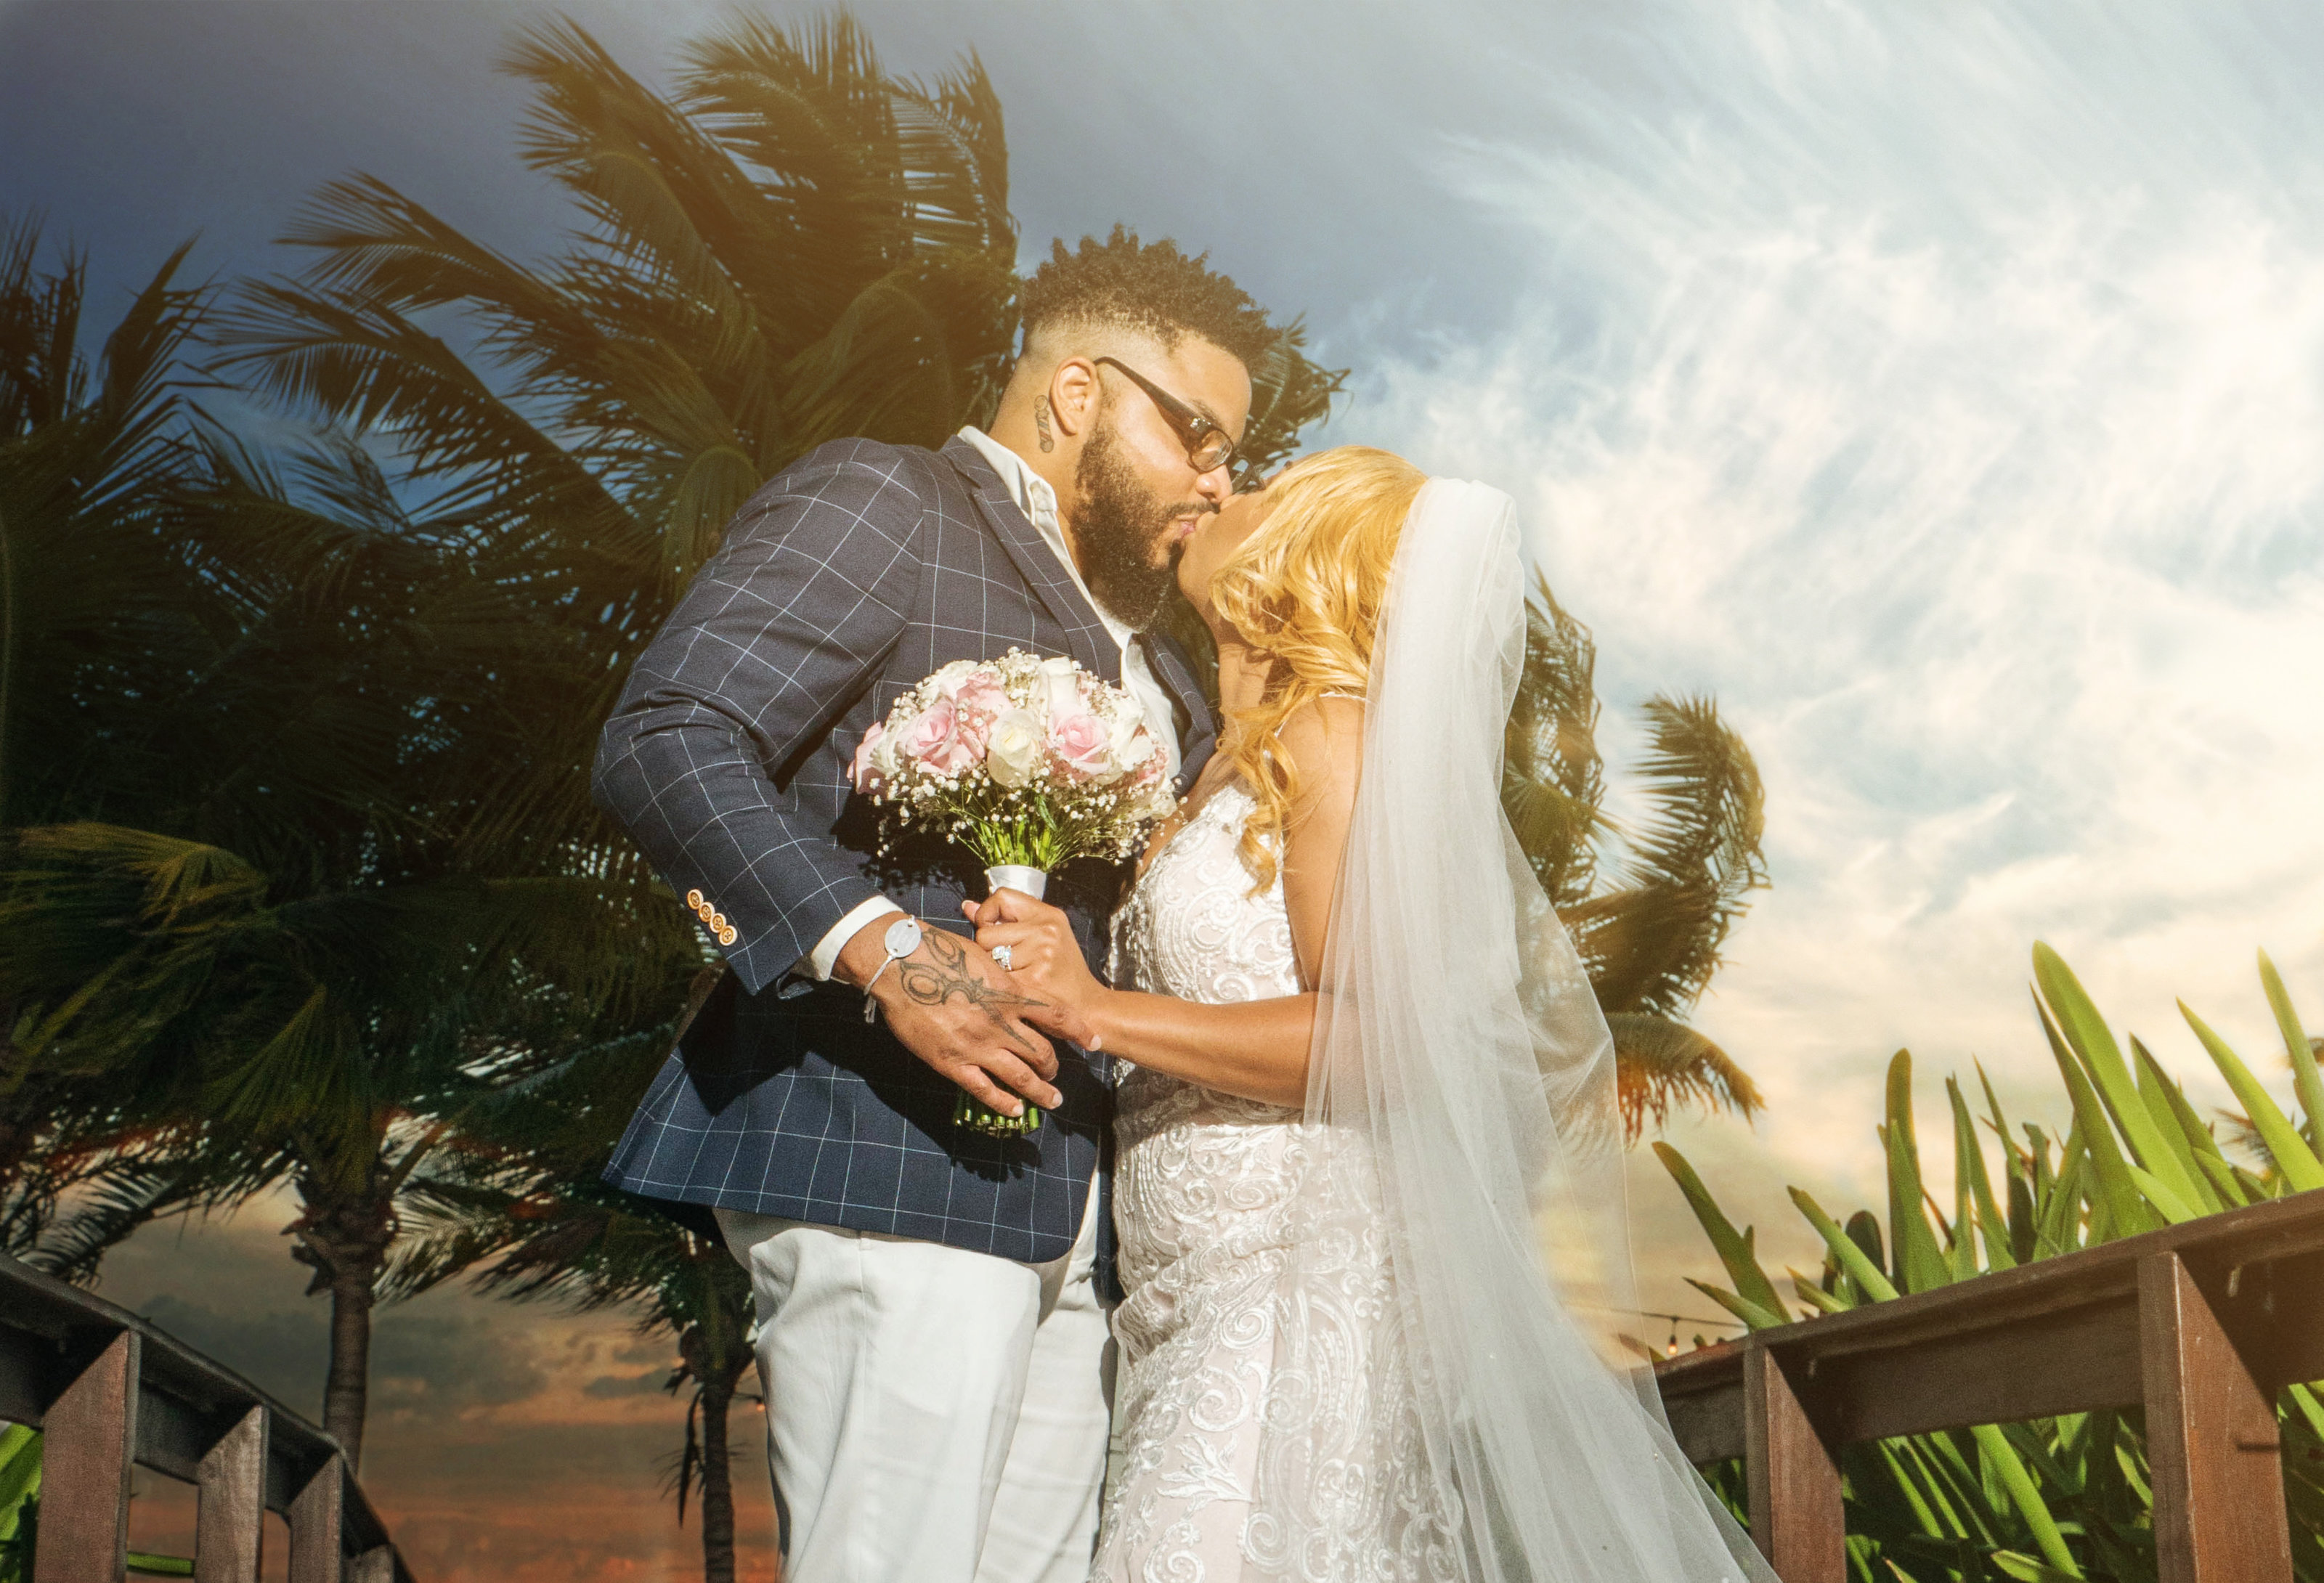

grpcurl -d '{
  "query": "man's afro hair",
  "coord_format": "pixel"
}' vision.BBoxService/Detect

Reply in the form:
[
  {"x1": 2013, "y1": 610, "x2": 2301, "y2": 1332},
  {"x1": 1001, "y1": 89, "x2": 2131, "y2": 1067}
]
[{"x1": 1020, "y1": 225, "x2": 1277, "y2": 367}]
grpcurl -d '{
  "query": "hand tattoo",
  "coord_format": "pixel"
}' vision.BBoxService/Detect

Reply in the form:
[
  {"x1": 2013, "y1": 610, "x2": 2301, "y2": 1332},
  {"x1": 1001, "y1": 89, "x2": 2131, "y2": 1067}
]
[{"x1": 896, "y1": 929, "x2": 1052, "y2": 1036}]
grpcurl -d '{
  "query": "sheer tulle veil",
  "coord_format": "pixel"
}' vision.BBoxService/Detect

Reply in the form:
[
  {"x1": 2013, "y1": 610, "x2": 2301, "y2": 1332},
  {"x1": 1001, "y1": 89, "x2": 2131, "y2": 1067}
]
[{"x1": 1243, "y1": 479, "x2": 1775, "y2": 1582}]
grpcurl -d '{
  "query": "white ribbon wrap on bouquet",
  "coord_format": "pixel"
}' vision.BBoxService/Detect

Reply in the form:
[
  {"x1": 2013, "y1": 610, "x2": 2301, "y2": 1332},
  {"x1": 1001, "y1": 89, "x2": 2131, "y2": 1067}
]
[
  {"x1": 984, "y1": 865, "x2": 1049, "y2": 900},
  {"x1": 985, "y1": 864, "x2": 1050, "y2": 902}
]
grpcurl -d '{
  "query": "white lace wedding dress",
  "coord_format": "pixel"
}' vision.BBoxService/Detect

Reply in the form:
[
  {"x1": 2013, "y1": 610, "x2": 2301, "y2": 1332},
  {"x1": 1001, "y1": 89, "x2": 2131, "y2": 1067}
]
[{"x1": 1094, "y1": 781, "x2": 1450, "y2": 1583}]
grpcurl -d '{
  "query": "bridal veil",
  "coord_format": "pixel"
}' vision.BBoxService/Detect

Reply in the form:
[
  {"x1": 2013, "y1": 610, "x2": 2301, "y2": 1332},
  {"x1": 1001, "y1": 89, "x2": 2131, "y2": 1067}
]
[{"x1": 1244, "y1": 479, "x2": 1776, "y2": 1582}]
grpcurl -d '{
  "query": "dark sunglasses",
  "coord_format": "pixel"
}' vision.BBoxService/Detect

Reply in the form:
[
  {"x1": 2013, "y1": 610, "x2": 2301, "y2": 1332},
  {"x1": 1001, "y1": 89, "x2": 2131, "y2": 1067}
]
[{"x1": 1094, "y1": 356, "x2": 1240, "y2": 476}]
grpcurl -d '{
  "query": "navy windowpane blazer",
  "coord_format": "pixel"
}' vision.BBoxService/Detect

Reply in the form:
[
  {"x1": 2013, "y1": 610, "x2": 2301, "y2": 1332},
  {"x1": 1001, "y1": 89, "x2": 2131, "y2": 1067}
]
[{"x1": 594, "y1": 436, "x2": 1216, "y2": 1269}]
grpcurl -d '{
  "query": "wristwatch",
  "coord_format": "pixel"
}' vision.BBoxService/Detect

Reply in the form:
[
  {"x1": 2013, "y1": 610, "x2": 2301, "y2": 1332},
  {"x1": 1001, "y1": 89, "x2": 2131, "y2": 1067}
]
[{"x1": 861, "y1": 916, "x2": 924, "y2": 1023}]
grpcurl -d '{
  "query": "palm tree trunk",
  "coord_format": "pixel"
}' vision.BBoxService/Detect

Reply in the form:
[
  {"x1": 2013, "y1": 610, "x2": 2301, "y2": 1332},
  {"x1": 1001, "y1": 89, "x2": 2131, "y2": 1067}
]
[
  {"x1": 696, "y1": 1368, "x2": 738, "y2": 1583},
  {"x1": 0, "y1": 1108, "x2": 36, "y2": 1191},
  {"x1": 323, "y1": 1261, "x2": 376, "y2": 1468},
  {"x1": 290, "y1": 1169, "x2": 394, "y2": 1473},
  {"x1": 0, "y1": 498, "x2": 18, "y2": 826}
]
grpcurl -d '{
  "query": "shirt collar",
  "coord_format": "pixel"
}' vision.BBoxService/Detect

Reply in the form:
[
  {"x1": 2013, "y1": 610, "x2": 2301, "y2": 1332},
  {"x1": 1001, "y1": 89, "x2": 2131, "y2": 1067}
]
[
  {"x1": 958, "y1": 425, "x2": 1060, "y2": 537},
  {"x1": 956, "y1": 426, "x2": 1131, "y2": 648}
]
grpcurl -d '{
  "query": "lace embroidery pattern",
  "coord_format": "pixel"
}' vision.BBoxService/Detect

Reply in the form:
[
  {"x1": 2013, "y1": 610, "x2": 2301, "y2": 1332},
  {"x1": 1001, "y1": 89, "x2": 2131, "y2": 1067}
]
[{"x1": 1097, "y1": 785, "x2": 1455, "y2": 1582}]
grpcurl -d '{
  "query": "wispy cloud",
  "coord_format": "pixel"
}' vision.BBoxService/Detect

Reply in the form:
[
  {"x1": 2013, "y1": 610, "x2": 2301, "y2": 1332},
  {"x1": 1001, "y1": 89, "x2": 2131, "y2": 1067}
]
[{"x1": 1334, "y1": 0, "x2": 2324, "y2": 1300}]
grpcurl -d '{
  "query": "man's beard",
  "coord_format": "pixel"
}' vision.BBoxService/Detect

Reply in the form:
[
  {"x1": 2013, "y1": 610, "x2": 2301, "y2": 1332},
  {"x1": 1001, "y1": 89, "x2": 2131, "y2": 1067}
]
[{"x1": 1073, "y1": 418, "x2": 1200, "y2": 630}]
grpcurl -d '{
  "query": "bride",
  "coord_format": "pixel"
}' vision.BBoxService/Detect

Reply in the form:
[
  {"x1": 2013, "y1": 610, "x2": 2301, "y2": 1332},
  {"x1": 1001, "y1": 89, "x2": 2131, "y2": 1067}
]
[{"x1": 972, "y1": 446, "x2": 1773, "y2": 1583}]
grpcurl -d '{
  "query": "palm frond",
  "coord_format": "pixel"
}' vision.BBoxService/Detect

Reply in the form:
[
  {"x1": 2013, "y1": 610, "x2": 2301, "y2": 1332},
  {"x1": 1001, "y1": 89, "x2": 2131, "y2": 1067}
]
[
  {"x1": 1238, "y1": 318, "x2": 1347, "y2": 481},
  {"x1": 1572, "y1": 695, "x2": 1766, "y2": 1018},
  {"x1": 1502, "y1": 577, "x2": 1609, "y2": 910},
  {"x1": 1607, "y1": 1012, "x2": 1766, "y2": 1142},
  {"x1": 0, "y1": 220, "x2": 219, "y2": 828},
  {"x1": 24, "y1": 1147, "x2": 211, "y2": 1285}
]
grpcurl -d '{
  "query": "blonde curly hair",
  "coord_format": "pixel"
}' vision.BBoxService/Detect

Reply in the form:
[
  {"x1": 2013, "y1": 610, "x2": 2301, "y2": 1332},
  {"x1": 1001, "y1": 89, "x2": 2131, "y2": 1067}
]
[{"x1": 1205, "y1": 445, "x2": 1426, "y2": 890}]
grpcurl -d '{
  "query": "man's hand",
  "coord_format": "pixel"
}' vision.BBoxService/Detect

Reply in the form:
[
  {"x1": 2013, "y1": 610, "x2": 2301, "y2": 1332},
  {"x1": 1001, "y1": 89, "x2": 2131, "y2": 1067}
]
[{"x1": 834, "y1": 914, "x2": 1082, "y2": 1117}]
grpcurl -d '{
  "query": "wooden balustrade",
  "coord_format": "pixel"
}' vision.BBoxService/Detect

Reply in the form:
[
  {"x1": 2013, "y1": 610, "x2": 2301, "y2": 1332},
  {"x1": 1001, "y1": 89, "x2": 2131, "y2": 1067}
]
[
  {"x1": 1654, "y1": 1189, "x2": 2324, "y2": 1582},
  {"x1": 9, "y1": 1182, "x2": 2316, "y2": 1580},
  {"x1": 0, "y1": 1253, "x2": 410, "y2": 1583}
]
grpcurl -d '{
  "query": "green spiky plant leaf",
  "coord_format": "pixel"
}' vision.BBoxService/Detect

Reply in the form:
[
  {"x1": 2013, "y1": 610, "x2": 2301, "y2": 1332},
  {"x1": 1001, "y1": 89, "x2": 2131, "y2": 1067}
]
[
  {"x1": 2181, "y1": 1001, "x2": 2324, "y2": 1194},
  {"x1": 1659, "y1": 943, "x2": 2324, "y2": 1579},
  {"x1": 2034, "y1": 943, "x2": 2207, "y2": 1214},
  {"x1": 2262, "y1": 950, "x2": 2324, "y2": 1145}
]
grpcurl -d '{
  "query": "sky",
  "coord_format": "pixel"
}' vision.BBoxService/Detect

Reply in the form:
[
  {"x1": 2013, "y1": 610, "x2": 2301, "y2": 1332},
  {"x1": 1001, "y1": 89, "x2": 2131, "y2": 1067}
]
[{"x1": 8, "y1": 0, "x2": 2324, "y2": 1576}]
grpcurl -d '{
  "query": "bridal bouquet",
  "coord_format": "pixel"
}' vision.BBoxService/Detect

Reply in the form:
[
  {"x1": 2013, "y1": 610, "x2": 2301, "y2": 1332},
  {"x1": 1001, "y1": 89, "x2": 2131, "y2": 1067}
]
[{"x1": 850, "y1": 649, "x2": 1177, "y2": 1134}]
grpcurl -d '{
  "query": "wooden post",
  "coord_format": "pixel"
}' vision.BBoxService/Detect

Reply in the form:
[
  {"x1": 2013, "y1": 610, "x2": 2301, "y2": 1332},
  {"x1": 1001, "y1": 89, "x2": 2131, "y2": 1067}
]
[
  {"x1": 2140, "y1": 1250, "x2": 2291, "y2": 1583},
  {"x1": 32, "y1": 1330, "x2": 139, "y2": 1583},
  {"x1": 285, "y1": 1457, "x2": 344, "y2": 1583},
  {"x1": 194, "y1": 1407, "x2": 268, "y2": 1583},
  {"x1": 1744, "y1": 1343, "x2": 1845, "y2": 1582}
]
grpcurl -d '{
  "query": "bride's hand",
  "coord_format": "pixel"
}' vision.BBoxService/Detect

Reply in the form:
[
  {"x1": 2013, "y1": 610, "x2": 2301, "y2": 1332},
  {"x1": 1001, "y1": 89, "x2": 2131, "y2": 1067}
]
[{"x1": 964, "y1": 890, "x2": 1105, "y2": 1039}]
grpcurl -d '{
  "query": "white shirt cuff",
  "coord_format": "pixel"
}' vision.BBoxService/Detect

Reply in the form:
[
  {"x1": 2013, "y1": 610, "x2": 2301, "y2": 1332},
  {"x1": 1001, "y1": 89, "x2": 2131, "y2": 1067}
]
[{"x1": 807, "y1": 895, "x2": 905, "y2": 982}]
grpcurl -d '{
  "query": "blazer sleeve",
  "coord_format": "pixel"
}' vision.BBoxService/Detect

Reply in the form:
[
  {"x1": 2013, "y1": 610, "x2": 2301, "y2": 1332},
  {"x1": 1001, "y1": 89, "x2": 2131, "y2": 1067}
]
[{"x1": 591, "y1": 444, "x2": 924, "y2": 995}]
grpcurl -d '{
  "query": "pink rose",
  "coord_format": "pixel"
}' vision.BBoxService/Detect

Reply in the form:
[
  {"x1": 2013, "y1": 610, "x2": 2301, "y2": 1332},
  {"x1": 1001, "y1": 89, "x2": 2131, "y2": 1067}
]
[
  {"x1": 900, "y1": 699, "x2": 978, "y2": 775},
  {"x1": 1049, "y1": 710, "x2": 1111, "y2": 780},
  {"x1": 850, "y1": 721, "x2": 888, "y2": 792},
  {"x1": 954, "y1": 672, "x2": 1009, "y2": 728},
  {"x1": 952, "y1": 709, "x2": 989, "y2": 759}
]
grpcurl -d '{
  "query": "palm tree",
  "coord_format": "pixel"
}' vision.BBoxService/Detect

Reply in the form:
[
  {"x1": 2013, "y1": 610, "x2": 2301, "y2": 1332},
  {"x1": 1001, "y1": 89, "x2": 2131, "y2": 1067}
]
[
  {"x1": 386, "y1": 968, "x2": 753, "y2": 1581},
  {"x1": 221, "y1": 15, "x2": 1338, "y2": 839},
  {"x1": 0, "y1": 220, "x2": 216, "y2": 831},
  {"x1": 2, "y1": 404, "x2": 707, "y2": 1462},
  {"x1": 1501, "y1": 580, "x2": 1768, "y2": 1139},
  {"x1": 8, "y1": 809, "x2": 700, "y2": 1474},
  {"x1": 413, "y1": 1180, "x2": 757, "y2": 1581},
  {"x1": 0, "y1": 220, "x2": 232, "y2": 1273}
]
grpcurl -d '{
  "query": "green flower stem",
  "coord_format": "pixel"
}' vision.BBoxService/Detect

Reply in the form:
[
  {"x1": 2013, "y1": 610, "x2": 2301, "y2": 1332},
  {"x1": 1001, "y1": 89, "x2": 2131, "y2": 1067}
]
[
  {"x1": 954, "y1": 1086, "x2": 1041, "y2": 1136},
  {"x1": 952, "y1": 848, "x2": 1054, "y2": 1136}
]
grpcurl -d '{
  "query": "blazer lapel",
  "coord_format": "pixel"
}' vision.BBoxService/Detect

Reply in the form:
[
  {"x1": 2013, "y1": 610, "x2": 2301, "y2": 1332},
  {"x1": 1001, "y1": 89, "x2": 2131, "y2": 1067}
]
[
  {"x1": 942, "y1": 437, "x2": 1119, "y2": 685},
  {"x1": 1142, "y1": 631, "x2": 1219, "y2": 795}
]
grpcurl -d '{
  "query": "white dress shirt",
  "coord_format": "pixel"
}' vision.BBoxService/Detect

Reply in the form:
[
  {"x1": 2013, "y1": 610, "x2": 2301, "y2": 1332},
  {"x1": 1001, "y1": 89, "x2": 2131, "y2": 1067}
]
[{"x1": 803, "y1": 427, "x2": 1185, "y2": 981}]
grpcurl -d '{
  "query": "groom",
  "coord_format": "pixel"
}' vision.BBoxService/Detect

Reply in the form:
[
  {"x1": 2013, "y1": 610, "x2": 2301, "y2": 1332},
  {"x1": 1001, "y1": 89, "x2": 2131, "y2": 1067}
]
[{"x1": 593, "y1": 229, "x2": 1272, "y2": 1582}]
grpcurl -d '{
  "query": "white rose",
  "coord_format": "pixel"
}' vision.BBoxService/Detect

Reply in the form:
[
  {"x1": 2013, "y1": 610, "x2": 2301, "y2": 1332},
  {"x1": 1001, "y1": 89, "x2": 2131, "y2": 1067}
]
[
  {"x1": 1036, "y1": 655, "x2": 1084, "y2": 720},
  {"x1": 1108, "y1": 716, "x2": 1155, "y2": 775},
  {"x1": 986, "y1": 709, "x2": 1044, "y2": 788},
  {"x1": 930, "y1": 658, "x2": 980, "y2": 699}
]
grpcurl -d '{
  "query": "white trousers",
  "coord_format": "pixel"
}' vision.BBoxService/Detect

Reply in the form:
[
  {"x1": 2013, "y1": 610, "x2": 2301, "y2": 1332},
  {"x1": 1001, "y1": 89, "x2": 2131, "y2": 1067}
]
[{"x1": 716, "y1": 1187, "x2": 1113, "y2": 1583}]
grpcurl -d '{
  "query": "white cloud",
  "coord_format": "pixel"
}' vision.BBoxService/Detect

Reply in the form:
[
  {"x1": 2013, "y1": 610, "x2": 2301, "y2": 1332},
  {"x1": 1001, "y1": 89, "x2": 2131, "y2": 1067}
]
[{"x1": 1334, "y1": 0, "x2": 2324, "y2": 1312}]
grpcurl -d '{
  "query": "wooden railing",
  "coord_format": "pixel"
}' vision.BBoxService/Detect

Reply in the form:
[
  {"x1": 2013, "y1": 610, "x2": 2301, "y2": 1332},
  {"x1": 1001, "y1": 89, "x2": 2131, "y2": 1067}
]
[
  {"x1": 1653, "y1": 1189, "x2": 2324, "y2": 1583},
  {"x1": 0, "y1": 1252, "x2": 411, "y2": 1583}
]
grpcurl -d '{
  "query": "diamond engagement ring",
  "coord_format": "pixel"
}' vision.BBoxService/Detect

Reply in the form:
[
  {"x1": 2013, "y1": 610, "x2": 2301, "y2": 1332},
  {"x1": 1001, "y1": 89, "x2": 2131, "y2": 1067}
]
[{"x1": 991, "y1": 943, "x2": 1015, "y2": 972}]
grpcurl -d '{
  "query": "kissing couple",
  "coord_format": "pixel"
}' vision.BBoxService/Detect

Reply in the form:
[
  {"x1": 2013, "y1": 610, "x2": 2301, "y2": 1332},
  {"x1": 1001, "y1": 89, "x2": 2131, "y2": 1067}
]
[{"x1": 595, "y1": 229, "x2": 1771, "y2": 1582}]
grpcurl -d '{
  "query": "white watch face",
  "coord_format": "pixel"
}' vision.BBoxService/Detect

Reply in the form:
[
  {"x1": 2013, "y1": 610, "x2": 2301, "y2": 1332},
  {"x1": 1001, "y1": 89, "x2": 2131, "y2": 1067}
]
[{"x1": 883, "y1": 916, "x2": 924, "y2": 958}]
